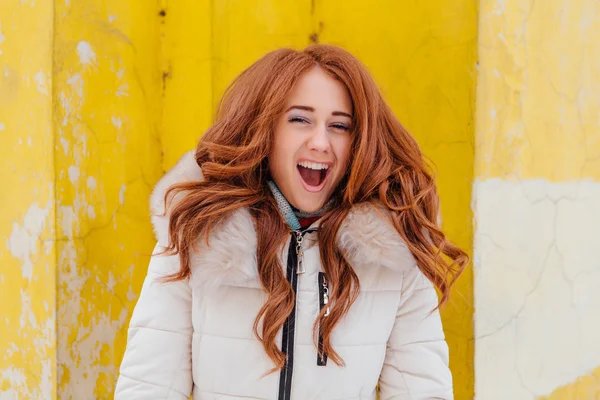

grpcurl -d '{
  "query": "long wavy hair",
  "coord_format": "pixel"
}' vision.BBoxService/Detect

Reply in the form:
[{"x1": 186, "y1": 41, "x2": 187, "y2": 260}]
[{"x1": 161, "y1": 44, "x2": 468, "y2": 370}]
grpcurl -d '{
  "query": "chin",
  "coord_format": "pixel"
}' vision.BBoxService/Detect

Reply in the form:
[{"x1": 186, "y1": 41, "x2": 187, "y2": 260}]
[
  {"x1": 297, "y1": 204, "x2": 321, "y2": 213},
  {"x1": 293, "y1": 197, "x2": 326, "y2": 213}
]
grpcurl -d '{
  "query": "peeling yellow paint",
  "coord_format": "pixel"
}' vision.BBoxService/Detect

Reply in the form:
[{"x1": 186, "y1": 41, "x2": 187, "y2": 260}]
[
  {"x1": 538, "y1": 365, "x2": 600, "y2": 400},
  {"x1": 0, "y1": 0, "x2": 56, "y2": 398},
  {"x1": 476, "y1": 0, "x2": 600, "y2": 181},
  {"x1": 52, "y1": 0, "x2": 162, "y2": 398},
  {"x1": 475, "y1": 1, "x2": 600, "y2": 399}
]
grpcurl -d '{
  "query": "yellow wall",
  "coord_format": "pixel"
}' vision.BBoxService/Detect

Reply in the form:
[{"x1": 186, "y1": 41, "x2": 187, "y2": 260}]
[
  {"x1": 538, "y1": 365, "x2": 600, "y2": 400},
  {"x1": 475, "y1": 0, "x2": 600, "y2": 398},
  {"x1": 476, "y1": 0, "x2": 600, "y2": 182},
  {"x1": 52, "y1": 0, "x2": 163, "y2": 397},
  {"x1": 161, "y1": 0, "x2": 213, "y2": 167},
  {"x1": 0, "y1": 0, "x2": 56, "y2": 398},
  {"x1": 1, "y1": 1, "x2": 477, "y2": 398}
]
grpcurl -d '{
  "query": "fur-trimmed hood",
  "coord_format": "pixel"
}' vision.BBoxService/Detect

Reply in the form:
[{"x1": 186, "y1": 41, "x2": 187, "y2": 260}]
[{"x1": 149, "y1": 151, "x2": 417, "y2": 285}]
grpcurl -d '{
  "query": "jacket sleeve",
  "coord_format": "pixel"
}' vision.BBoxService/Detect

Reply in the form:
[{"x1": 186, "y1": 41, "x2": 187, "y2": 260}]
[
  {"x1": 114, "y1": 244, "x2": 193, "y2": 399},
  {"x1": 378, "y1": 265, "x2": 453, "y2": 400}
]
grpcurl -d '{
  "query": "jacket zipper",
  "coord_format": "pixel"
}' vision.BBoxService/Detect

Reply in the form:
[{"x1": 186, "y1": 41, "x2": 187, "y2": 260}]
[
  {"x1": 278, "y1": 229, "x2": 313, "y2": 400},
  {"x1": 317, "y1": 272, "x2": 329, "y2": 366}
]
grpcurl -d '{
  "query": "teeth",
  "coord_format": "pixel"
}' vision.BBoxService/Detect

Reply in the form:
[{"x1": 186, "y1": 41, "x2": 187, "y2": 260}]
[{"x1": 298, "y1": 161, "x2": 329, "y2": 170}]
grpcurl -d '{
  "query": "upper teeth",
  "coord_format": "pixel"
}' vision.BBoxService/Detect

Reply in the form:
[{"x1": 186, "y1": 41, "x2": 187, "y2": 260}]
[{"x1": 298, "y1": 161, "x2": 329, "y2": 170}]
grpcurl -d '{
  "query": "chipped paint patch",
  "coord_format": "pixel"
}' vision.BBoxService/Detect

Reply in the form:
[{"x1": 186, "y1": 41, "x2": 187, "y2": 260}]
[
  {"x1": 76, "y1": 41, "x2": 96, "y2": 66},
  {"x1": 66, "y1": 73, "x2": 84, "y2": 98},
  {"x1": 111, "y1": 115, "x2": 122, "y2": 129},
  {"x1": 7, "y1": 202, "x2": 52, "y2": 280},
  {"x1": 58, "y1": 205, "x2": 75, "y2": 240},
  {"x1": 59, "y1": 136, "x2": 69, "y2": 154},
  {"x1": 34, "y1": 71, "x2": 49, "y2": 95},
  {"x1": 0, "y1": 23, "x2": 5, "y2": 55},
  {"x1": 118, "y1": 184, "x2": 126, "y2": 205},
  {"x1": 0, "y1": 367, "x2": 29, "y2": 398},
  {"x1": 67, "y1": 165, "x2": 80, "y2": 183},
  {"x1": 116, "y1": 82, "x2": 129, "y2": 97}
]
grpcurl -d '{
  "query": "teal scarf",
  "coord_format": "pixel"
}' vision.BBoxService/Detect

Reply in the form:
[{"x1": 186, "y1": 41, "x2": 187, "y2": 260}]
[{"x1": 267, "y1": 180, "x2": 331, "y2": 230}]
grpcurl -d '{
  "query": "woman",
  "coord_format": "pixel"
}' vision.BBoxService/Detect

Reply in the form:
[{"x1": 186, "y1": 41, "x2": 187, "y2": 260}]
[{"x1": 115, "y1": 44, "x2": 468, "y2": 400}]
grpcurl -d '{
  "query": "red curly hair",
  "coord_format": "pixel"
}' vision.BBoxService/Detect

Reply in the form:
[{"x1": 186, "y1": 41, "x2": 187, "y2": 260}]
[{"x1": 161, "y1": 44, "x2": 468, "y2": 370}]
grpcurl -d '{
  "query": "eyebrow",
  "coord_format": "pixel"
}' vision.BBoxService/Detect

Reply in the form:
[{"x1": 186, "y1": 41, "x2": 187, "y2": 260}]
[{"x1": 286, "y1": 105, "x2": 352, "y2": 119}]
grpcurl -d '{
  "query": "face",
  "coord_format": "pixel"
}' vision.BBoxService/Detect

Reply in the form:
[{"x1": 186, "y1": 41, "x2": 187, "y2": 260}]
[{"x1": 268, "y1": 66, "x2": 353, "y2": 213}]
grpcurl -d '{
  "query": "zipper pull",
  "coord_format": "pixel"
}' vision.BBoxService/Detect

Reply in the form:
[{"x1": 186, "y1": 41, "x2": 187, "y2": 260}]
[
  {"x1": 322, "y1": 279, "x2": 330, "y2": 316},
  {"x1": 317, "y1": 272, "x2": 329, "y2": 367},
  {"x1": 295, "y1": 231, "x2": 305, "y2": 274}
]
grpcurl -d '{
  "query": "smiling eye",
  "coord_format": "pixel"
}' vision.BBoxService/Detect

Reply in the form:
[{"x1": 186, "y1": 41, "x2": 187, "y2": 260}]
[
  {"x1": 331, "y1": 123, "x2": 350, "y2": 131},
  {"x1": 289, "y1": 116, "x2": 309, "y2": 124}
]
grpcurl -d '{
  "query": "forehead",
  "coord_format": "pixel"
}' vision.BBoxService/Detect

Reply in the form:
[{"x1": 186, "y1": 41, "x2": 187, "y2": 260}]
[{"x1": 285, "y1": 67, "x2": 352, "y2": 113}]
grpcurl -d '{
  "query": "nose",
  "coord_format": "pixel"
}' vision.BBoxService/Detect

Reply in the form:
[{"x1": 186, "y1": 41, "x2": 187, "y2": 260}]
[{"x1": 306, "y1": 124, "x2": 331, "y2": 153}]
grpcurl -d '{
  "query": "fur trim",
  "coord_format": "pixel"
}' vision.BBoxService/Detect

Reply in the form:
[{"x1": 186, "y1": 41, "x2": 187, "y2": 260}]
[
  {"x1": 149, "y1": 150, "x2": 416, "y2": 287},
  {"x1": 150, "y1": 150, "x2": 259, "y2": 289},
  {"x1": 187, "y1": 206, "x2": 259, "y2": 291},
  {"x1": 338, "y1": 203, "x2": 417, "y2": 273},
  {"x1": 150, "y1": 151, "x2": 204, "y2": 245}
]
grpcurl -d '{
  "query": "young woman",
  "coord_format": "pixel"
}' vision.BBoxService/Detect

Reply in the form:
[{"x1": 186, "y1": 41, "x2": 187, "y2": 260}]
[{"x1": 115, "y1": 44, "x2": 468, "y2": 400}]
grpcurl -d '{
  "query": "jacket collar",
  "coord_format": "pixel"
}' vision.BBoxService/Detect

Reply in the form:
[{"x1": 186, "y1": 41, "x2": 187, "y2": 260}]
[{"x1": 149, "y1": 151, "x2": 416, "y2": 285}]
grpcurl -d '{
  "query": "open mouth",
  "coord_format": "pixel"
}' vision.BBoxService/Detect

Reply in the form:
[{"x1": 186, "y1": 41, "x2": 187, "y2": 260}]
[{"x1": 297, "y1": 161, "x2": 331, "y2": 191}]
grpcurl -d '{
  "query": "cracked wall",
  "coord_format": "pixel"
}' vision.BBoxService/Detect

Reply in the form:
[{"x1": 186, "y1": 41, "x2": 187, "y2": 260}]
[
  {"x1": 474, "y1": 1, "x2": 600, "y2": 399},
  {"x1": 0, "y1": 0, "x2": 56, "y2": 398},
  {"x1": 52, "y1": 1, "x2": 163, "y2": 398}
]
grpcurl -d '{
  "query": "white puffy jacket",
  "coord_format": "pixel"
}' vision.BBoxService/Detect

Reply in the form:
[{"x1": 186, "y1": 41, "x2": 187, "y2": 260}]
[{"x1": 114, "y1": 152, "x2": 453, "y2": 400}]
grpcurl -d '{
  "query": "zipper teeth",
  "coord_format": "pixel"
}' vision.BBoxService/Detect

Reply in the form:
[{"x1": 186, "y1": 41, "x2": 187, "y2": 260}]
[
  {"x1": 278, "y1": 229, "x2": 317, "y2": 399},
  {"x1": 295, "y1": 230, "x2": 305, "y2": 274},
  {"x1": 317, "y1": 272, "x2": 329, "y2": 366},
  {"x1": 278, "y1": 232, "x2": 302, "y2": 400}
]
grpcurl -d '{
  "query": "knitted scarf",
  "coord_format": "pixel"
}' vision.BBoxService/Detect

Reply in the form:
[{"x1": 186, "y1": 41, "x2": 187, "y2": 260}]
[{"x1": 267, "y1": 180, "x2": 331, "y2": 230}]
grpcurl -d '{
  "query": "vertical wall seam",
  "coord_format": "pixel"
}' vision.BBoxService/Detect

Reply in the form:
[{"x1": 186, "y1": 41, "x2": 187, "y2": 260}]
[
  {"x1": 158, "y1": 0, "x2": 168, "y2": 173},
  {"x1": 50, "y1": 0, "x2": 58, "y2": 398},
  {"x1": 210, "y1": 0, "x2": 215, "y2": 120}
]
